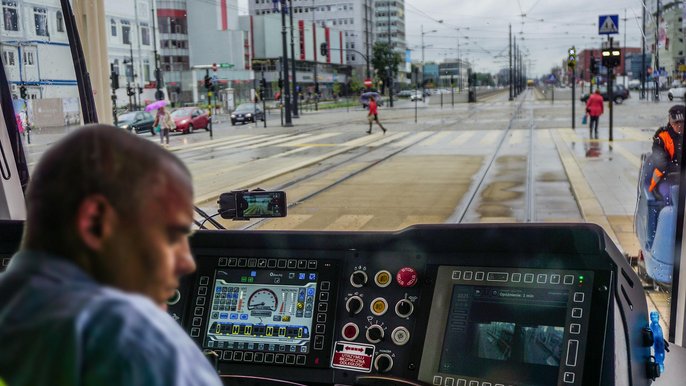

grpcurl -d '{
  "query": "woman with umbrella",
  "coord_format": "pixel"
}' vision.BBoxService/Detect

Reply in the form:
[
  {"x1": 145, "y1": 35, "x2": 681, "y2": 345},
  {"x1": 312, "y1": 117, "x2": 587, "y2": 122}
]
[{"x1": 147, "y1": 100, "x2": 174, "y2": 145}]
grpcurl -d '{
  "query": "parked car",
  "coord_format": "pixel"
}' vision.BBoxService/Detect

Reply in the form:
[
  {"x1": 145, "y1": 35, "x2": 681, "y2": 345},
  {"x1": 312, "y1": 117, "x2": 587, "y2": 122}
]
[
  {"x1": 171, "y1": 108, "x2": 210, "y2": 134},
  {"x1": 667, "y1": 84, "x2": 686, "y2": 101},
  {"x1": 231, "y1": 103, "x2": 265, "y2": 125},
  {"x1": 116, "y1": 111, "x2": 155, "y2": 135},
  {"x1": 580, "y1": 85, "x2": 630, "y2": 104},
  {"x1": 410, "y1": 92, "x2": 424, "y2": 102},
  {"x1": 397, "y1": 90, "x2": 414, "y2": 98},
  {"x1": 360, "y1": 92, "x2": 384, "y2": 108}
]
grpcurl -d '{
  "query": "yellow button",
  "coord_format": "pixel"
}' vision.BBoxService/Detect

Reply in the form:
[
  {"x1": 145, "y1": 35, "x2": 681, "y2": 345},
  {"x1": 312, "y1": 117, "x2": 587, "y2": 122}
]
[
  {"x1": 373, "y1": 300, "x2": 386, "y2": 313},
  {"x1": 376, "y1": 271, "x2": 391, "y2": 286}
]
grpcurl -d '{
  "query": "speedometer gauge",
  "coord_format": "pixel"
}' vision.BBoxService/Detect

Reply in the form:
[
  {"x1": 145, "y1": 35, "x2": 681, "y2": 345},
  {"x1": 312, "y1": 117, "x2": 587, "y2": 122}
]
[{"x1": 247, "y1": 288, "x2": 278, "y2": 311}]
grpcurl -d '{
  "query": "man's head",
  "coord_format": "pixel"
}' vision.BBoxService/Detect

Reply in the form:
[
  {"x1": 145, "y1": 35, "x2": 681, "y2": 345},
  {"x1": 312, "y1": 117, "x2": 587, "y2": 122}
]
[
  {"x1": 594, "y1": 89, "x2": 601, "y2": 94},
  {"x1": 23, "y1": 124, "x2": 195, "y2": 308},
  {"x1": 669, "y1": 105, "x2": 685, "y2": 134}
]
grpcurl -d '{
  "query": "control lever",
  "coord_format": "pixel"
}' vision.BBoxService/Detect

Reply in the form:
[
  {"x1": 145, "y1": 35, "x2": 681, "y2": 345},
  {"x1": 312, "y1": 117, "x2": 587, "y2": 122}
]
[{"x1": 353, "y1": 375, "x2": 431, "y2": 386}]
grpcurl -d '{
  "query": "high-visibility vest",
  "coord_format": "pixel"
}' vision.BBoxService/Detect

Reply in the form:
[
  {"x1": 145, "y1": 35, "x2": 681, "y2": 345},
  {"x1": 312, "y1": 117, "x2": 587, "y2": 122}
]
[{"x1": 649, "y1": 131, "x2": 676, "y2": 192}]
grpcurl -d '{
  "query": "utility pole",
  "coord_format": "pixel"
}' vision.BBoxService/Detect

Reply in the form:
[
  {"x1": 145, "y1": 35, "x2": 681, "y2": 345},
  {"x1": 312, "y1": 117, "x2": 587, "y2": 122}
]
[
  {"x1": 312, "y1": 0, "x2": 318, "y2": 111},
  {"x1": 386, "y1": 0, "x2": 393, "y2": 107},
  {"x1": 129, "y1": 42, "x2": 137, "y2": 110},
  {"x1": 365, "y1": 0, "x2": 371, "y2": 79},
  {"x1": 641, "y1": 2, "x2": 646, "y2": 100},
  {"x1": 513, "y1": 37, "x2": 517, "y2": 96},
  {"x1": 280, "y1": 0, "x2": 293, "y2": 126},
  {"x1": 288, "y1": 0, "x2": 299, "y2": 118},
  {"x1": 608, "y1": 36, "x2": 614, "y2": 141},
  {"x1": 509, "y1": 24, "x2": 513, "y2": 101},
  {"x1": 655, "y1": 0, "x2": 661, "y2": 101},
  {"x1": 151, "y1": 7, "x2": 163, "y2": 101}
]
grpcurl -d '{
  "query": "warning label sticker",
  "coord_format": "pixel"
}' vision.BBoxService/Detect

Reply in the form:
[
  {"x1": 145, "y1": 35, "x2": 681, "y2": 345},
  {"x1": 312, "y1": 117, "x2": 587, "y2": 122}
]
[{"x1": 330, "y1": 341, "x2": 375, "y2": 373}]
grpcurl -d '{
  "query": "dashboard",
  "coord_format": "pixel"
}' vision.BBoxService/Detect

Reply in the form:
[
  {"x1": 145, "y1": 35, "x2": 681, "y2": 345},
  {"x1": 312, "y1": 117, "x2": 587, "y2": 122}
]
[{"x1": 0, "y1": 221, "x2": 661, "y2": 385}]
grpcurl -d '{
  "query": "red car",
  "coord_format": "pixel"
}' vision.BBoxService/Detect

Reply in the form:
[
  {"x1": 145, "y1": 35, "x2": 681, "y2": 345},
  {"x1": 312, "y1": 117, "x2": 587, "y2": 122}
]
[{"x1": 171, "y1": 108, "x2": 210, "y2": 134}]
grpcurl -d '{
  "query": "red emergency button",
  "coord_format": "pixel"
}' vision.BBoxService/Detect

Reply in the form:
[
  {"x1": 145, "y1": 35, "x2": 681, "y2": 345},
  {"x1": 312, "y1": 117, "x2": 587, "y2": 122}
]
[{"x1": 396, "y1": 267, "x2": 418, "y2": 287}]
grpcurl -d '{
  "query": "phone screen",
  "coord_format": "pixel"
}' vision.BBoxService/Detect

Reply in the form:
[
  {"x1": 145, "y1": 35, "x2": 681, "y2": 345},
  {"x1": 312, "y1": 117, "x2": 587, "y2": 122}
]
[{"x1": 238, "y1": 191, "x2": 287, "y2": 218}]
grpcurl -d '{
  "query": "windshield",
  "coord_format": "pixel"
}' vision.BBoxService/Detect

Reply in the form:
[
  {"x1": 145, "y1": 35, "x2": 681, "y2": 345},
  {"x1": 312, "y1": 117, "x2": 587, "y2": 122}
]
[
  {"x1": 0, "y1": 0, "x2": 681, "y2": 361},
  {"x1": 171, "y1": 109, "x2": 191, "y2": 117},
  {"x1": 235, "y1": 104, "x2": 258, "y2": 112}
]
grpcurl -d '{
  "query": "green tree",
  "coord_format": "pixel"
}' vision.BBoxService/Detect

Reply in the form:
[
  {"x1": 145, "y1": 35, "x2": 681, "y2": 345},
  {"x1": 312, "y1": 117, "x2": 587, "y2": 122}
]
[
  {"x1": 475, "y1": 73, "x2": 495, "y2": 87},
  {"x1": 349, "y1": 77, "x2": 363, "y2": 94},
  {"x1": 333, "y1": 82, "x2": 342, "y2": 97},
  {"x1": 371, "y1": 42, "x2": 402, "y2": 94}
]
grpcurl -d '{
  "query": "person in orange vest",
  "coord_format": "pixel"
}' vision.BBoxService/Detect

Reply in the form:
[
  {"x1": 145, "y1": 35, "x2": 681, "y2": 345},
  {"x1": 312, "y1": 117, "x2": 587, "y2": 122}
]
[
  {"x1": 649, "y1": 105, "x2": 684, "y2": 202},
  {"x1": 585, "y1": 89, "x2": 604, "y2": 139}
]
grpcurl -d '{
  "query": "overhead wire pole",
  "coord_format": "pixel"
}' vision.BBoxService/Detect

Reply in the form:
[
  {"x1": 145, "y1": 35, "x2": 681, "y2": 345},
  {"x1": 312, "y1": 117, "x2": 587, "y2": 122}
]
[
  {"x1": 365, "y1": 0, "x2": 371, "y2": 79},
  {"x1": 509, "y1": 24, "x2": 513, "y2": 101},
  {"x1": 312, "y1": 0, "x2": 318, "y2": 111},
  {"x1": 280, "y1": 0, "x2": 293, "y2": 126},
  {"x1": 288, "y1": 0, "x2": 298, "y2": 118},
  {"x1": 655, "y1": 0, "x2": 660, "y2": 101},
  {"x1": 386, "y1": 0, "x2": 393, "y2": 107},
  {"x1": 641, "y1": 2, "x2": 646, "y2": 100}
]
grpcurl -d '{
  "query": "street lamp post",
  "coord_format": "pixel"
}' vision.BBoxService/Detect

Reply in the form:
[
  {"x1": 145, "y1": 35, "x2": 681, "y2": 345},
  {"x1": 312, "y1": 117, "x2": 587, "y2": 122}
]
[
  {"x1": 386, "y1": 0, "x2": 393, "y2": 107},
  {"x1": 420, "y1": 25, "x2": 437, "y2": 89}
]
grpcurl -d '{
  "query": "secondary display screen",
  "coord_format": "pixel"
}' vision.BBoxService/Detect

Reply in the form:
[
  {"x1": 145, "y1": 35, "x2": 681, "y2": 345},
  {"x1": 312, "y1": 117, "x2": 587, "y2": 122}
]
[
  {"x1": 439, "y1": 285, "x2": 568, "y2": 385},
  {"x1": 205, "y1": 269, "x2": 317, "y2": 354}
]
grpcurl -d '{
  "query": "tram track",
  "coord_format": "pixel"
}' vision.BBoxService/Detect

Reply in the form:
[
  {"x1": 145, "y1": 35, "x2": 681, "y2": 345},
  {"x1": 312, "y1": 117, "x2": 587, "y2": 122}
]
[
  {"x1": 447, "y1": 89, "x2": 533, "y2": 223},
  {"x1": 211, "y1": 103, "x2": 497, "y2": 230}
]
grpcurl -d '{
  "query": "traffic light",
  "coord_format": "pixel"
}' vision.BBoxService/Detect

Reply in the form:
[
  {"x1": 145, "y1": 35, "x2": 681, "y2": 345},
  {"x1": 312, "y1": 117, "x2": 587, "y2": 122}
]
[
  {"x1": 320, "y1": 42, "x2": 328, "y2": 57},
  {"x1": 19, "y1": 85, "x2": 27, "y2": 99},
  {"x1": 260, "y1": 78, "x2": 267, "y2": 90},
  {"x1": 567, "y1": 46, "x2": 576, "y2": 69},
  {"x1": 110, "y1": 63, "x2": 119, "y2": 89},
  {"x1": 138, "y1": 86, "x2": 143, "y2": 94},
  {"x1": 590, "y1": 57, "x2": 599, "y2": 75},
  {"x1": 278, "y1": 78, "x2": 283, "y2": 89},
  {"x1": 204, "y1": 75, "x2": 211, "y2": 89},
  {"x1": 601, "y1": 48, "x2": 621, "y2": 68},
  {"x1": 126, "y1": 85, "x2": 134, "y2": 96}
]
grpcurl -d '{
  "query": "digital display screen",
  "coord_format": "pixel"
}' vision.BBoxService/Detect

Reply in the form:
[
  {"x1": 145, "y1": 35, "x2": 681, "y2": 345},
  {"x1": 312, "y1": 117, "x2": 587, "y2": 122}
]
[
  {"x1": 439, "y1": 285, "x2": 568, "y2": 386},
  {"x1": 240, "y1": 192, "x2": 285, "y2": 217},
  {"x1": 205, "y1": 269, "x2": 317, "y2": 354}
]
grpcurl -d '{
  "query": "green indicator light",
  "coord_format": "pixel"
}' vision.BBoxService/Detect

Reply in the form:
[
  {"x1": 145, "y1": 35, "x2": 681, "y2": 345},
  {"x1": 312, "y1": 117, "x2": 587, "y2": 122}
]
[
  {"x1": 241, "y1": 276, "x2": 247, "y2": 282},
  {"x1": 579, "y1": 275, "x2": 584, "y2": 280}
]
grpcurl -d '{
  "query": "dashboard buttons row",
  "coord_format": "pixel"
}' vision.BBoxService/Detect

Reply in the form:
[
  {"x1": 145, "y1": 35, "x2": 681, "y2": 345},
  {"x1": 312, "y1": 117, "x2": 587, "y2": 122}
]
[
  {"x1": 350, "y1": 267, "x2": 419, "y2": 288},
  {"x1": 221, "y1": 350, "x2": 308, "y2": 366},
  {"x1": 346, "y1": 296, "x2": 414, "y2": 318},
  {"x1": 432, "y1": 377, "x2": 505, "y2": 386},
  {"x1": 214, "y1": 258, "x2": 318, "y2": 270},
  {"x1": 451, "y1": 270, "x2": 578, "y2": 286}
]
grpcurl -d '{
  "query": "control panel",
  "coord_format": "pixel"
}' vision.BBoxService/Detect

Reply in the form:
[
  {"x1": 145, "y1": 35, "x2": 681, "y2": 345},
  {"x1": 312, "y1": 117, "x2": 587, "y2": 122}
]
[{"x1": 0, "y1": 221, "x2": 657, "y2": 386}]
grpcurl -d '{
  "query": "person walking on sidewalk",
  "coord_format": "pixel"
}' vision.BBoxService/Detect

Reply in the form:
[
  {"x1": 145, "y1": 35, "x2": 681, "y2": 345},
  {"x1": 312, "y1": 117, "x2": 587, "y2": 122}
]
[
  {"x1": 366, "y1": 96, "x2": 387, "y2": 134},
  {"x1": 586, "y1": 89, "x2": 604, "y2": 139}
]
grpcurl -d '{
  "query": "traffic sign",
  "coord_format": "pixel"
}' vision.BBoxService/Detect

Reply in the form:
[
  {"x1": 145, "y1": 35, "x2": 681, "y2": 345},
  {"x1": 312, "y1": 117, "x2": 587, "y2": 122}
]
[
  {"x1": 220, "y1": 63, "x2": 233, "y2": 68},
  {"x1": 598, "y1": 15, "x2": 619, "y2": 35},
  {"x1": 547, "y1": 74, "x2": 556, "y2": 83},
  {"x1": 364, "y1": 79, "x2": 372, "y2": 87}
]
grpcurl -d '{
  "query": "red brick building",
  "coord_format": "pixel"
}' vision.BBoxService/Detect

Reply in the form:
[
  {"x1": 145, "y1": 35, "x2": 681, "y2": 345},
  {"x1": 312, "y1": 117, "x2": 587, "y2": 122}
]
[{"x1": 576, "y1": 47, "x2": 641, "y2": 82}]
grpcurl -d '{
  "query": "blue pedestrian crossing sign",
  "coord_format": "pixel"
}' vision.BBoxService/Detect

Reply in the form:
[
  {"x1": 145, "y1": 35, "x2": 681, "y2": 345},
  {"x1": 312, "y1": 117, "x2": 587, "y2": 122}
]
[{"x1": 598, "y1": 15, "x2": 619, "y2": 35}]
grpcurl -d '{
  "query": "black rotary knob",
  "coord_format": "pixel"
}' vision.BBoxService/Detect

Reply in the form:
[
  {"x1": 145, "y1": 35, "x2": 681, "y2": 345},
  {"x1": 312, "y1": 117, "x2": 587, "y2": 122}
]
[
  {"x1": 374, "y1": 354, "x2": 393, "y2": 373},
  {"x1": 366, "y1": 325, "x2": 384, "y2": 343},
  {"x1": 395, "y1": 299, "x2": 414, "y2": 318},
  {"x1": 351, "y1": 270, "x2": 368, "y2": 287},
  {"x1": 346, "y1": 296, "x2": 364, "y2": 316}
]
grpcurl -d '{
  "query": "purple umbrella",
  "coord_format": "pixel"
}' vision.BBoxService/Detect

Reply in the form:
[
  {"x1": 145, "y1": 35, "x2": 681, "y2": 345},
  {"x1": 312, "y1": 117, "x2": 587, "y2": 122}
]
[{"x1": 144, "y1": 100, "x2": 168, "y2": 112}]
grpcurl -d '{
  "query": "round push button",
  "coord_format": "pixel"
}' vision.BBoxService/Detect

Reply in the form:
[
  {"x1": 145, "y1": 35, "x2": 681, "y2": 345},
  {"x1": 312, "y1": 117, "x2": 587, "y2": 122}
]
[
  {"x1": 366, "y1": 324, "x2": 384, "y2": 343},
  {"x1": 346, "y1": 296, "x2": 364, "y2": 316},
  {"x1": 396, "y1": 267, "x2": 418, "y2": 287},
  {"x1": 374, "y1": 270, "x2": 392, "y2": 287},
  {"x1": 167, "y1": 289, "x2": 181, "y2": 305},
  {"x1": 395, "y1": 299, "x2": 414, "y2": 318},
  {"x1": 374, "y1": 353, "x2": 394, "y2": 373},
  {"x1": 342, "y1": 322, "x2": 360, "y2": 341},
  {"x1": 370, "y1": 297, "x2": 388, "y2": 316},
  {"x1": 391, "y1": 326, "x2": 410, "y2": 346}
]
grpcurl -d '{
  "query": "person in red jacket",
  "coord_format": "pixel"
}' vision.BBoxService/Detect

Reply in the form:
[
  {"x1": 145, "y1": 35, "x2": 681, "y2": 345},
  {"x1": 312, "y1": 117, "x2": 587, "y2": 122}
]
[
  {"x1": 366, "y1": 96, "x2": 387, "y2": 134},
  {"x1": 585, "y1": 89, "x2": 604, "y2": 139}
]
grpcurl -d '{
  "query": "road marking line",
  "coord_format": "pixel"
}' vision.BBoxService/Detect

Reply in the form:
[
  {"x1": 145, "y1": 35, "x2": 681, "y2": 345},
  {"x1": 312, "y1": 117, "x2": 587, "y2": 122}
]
[
  {"x1": 324, "y1": 215, "x2": 374, "y2": 231},
  {"x1": 509, "y1": 130, "x2": 524, "y2": 145},
  {"x1": 277, "y1": 132, "x2": 341, "y2": 147},
  {"x1": 449, "y1": 132, "x2": 474, "y2": 146},
  {"x1": 420, "y1": 131, "x2": 453, "y2": 146},
  {"x1": 391, "y1": 131, "x2": 434, "y2": 147},
  {"x1": 242, "y1": 133, "x2": 312, "y2": 149},
  {"x1": 536, "y1": 129, "x2": 552, "y2": 141},
  {"x1": 611, "y1": 143, "x2": 641, "y2": 168},
  {"x1": 479, "y1": 131, "x2": 500, "y2": 145}
]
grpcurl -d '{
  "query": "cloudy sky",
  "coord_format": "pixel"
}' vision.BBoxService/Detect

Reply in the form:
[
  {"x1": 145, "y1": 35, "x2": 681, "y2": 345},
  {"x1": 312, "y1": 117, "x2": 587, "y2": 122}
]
[
  {"x1": 237, "y1": 0, "x2": 649, "y2": 77},
  {"x1": 403, "y1": 0, "x2": 646, "y2": 76}
]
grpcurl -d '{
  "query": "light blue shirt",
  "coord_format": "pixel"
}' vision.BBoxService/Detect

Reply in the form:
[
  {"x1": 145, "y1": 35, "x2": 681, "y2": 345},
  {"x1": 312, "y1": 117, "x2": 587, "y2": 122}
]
[{"x1": 0, "y1": 251, "x2": 223, "y2": 386}]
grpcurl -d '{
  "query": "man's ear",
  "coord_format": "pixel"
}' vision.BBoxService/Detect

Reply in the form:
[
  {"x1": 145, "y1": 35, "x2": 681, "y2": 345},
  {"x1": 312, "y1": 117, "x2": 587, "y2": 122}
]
[{"x1": 76, "y1": 195, "x2": 114, "y2": 251}]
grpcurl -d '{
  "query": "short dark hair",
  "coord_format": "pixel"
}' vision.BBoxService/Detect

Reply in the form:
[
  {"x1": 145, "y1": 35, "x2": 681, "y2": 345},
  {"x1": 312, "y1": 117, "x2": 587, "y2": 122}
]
[{"x1": 22, "y1": 124, "x2": 191, "y2": 254}]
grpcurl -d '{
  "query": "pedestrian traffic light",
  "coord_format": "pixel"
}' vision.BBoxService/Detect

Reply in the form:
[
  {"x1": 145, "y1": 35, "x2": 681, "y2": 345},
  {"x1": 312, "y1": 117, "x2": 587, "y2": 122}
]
[
  {"x1": 204, "y1": 75, "x2": 211, "y2": 89},
  {"x1": 138, "y1": 86, "x2": 143, "y2": 94},
  {"x1": 260, "y1": 78, "x2": 267, "y2": 90},
  {"x1": 278, "y1": 78, "x2": 283, "y2": 89},
  {"x1": 320, "y1": 42, "x2": 328, "y2": 57},
  {"x1": 19, "y1": 85, "x2": 27, "y2": 99},
  {"x1": 126, "y1": 85, "x2": 134, "y2": 96}
]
